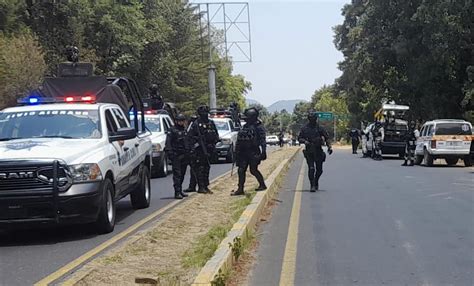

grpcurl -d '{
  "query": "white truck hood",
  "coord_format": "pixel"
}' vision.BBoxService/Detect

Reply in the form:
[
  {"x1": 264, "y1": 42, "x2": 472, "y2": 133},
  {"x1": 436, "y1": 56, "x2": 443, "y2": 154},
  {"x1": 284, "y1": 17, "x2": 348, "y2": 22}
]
[
  {"x1": 0, "y1": 139, "x2": 104, "y2": 164},
  {"x1": 218, "y1": 130, "x2": 232, "y2": 139},
  {"x1": 150, "y1": 132, "x2": 166, "y2": 144}
]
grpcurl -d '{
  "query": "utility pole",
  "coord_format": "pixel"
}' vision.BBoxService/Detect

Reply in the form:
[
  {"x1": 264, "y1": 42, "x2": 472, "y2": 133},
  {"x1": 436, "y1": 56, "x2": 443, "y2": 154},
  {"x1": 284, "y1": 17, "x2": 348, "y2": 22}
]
[
  {"x1": 334, "y1": 116, "x2": 337, "y2": 142},
  {"x1": 209, "y1": 64, "x2": 217, "y2": 109}
]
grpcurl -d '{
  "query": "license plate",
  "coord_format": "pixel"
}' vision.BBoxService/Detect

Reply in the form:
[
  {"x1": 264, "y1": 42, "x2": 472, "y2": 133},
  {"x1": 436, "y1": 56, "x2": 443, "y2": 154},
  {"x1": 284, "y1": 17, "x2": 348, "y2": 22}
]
[{"x1": 447, "y1": 141, "x2": 461, "y2": 146}]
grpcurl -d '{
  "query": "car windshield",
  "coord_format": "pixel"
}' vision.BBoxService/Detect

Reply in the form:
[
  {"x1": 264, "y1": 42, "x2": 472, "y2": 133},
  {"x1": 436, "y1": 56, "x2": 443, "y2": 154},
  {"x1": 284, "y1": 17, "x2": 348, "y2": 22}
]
[
  {"x1": 213, "y1": 120, "x2": 230, "y2": 131},
  {"x1": 145, "y1": 117, "x2": 162, "y2": 132},
  {"x1": 435, "y1": 123, "x2": 471, "y2": 135},
  {"x1": 0, "y1": 109, "x2": 101, "y2": 140}
]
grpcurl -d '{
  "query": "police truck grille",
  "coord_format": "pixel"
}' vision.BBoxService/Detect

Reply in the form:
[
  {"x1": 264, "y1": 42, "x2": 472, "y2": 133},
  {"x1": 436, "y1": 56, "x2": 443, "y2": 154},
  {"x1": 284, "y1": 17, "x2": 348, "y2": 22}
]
[{"x1": 0, "y1": 162, "x2": 67, "y2": 194}]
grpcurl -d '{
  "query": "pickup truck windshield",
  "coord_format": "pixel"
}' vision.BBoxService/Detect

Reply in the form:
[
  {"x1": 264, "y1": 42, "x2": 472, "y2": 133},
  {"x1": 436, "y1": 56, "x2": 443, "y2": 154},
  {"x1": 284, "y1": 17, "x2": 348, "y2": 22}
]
[
  {"x1": 144, "y1": 117, "x2": 162, "y2": 132},
  {"x1": 0, "y1": 110, "x2": 101, "y2": 140},
  {"x1": 435, "y1": 123, "x2": 471, "y2": 135},
  {"x1": 213, "y1": 120, "x2": 230, "y2": 131}
]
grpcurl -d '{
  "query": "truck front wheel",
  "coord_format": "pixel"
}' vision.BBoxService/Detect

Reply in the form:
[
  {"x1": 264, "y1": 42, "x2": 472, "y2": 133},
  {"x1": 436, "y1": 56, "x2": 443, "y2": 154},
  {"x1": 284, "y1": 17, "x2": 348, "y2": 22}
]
[
  {"x1": 464, "y1": 156, "x2": 472, "y2": 167},
  {"x1": 95, "y1": 178, "x2": 116, "y2": 234}
]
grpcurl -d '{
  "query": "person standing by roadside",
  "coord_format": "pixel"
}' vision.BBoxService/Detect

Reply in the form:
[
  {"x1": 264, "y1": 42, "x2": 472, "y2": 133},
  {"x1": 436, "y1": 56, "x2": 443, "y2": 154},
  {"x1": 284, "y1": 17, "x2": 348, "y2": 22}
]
[
  {"x1": 402, "y1": 120, "x2": 419, "y2": 166},
  {"x1": 188, "y1": 105, "x2": 219, "y2": 194},
  {"x1": 372, "y1": 121, "x2": 384, "y2": 161},
  {"x1": 165, "y1": 114, "x2": 190, "y2": 199},
  {"x1": 298, "y1": 112, "x2": 333, "y2": 192},
  {"x1": 183, "y1": 115, "x2": 198, "y2": 193},
  {"x1": 348, "y1": 128, "x2": 361, "y2": 154},
  {"x1": 231, "y1": 107, "x2": 267, "y2": 196}
]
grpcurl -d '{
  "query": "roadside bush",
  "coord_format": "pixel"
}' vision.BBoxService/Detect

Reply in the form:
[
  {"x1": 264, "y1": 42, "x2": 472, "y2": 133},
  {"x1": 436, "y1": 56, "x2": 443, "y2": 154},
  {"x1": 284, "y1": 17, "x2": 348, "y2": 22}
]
[{"x1": 0, "y1": 31, "x2": 46, "y2": 109}]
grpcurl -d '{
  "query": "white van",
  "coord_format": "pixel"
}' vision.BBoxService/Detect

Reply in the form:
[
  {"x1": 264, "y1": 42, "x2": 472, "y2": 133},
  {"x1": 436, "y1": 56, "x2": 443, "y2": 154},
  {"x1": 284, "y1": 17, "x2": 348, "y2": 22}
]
[{"x1": 415, "y1": 119, "x2": 472, "y2": 167}]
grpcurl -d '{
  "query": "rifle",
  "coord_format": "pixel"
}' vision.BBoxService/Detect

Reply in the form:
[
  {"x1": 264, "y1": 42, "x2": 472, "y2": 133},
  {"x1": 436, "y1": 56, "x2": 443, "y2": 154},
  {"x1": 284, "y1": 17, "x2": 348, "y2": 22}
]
[{"x1": 194, "y1": 120, "x2": 211, "y2": 165}]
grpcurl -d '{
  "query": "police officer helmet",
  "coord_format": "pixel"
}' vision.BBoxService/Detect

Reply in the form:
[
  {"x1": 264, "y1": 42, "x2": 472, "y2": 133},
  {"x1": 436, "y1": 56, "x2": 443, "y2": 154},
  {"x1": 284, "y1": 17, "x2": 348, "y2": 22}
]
[
  {"x1": 243, "y1": 107, "x2": 259, "y2": 122},
  {"x1": 149, "y1": 84, "x2": 159, "y2": 96},
  {"x1": 409, "y1": 120, "x2": 416, "y2": 128},
  {"x1": 175, "y1": 113, "x2": 186, "y2": 122},
  {"x1": 307, "y1": 112, "x2": 318, "y2": 124},
  {"x1": 197, "y1": 105, "x2": 209, "y2": 115}
]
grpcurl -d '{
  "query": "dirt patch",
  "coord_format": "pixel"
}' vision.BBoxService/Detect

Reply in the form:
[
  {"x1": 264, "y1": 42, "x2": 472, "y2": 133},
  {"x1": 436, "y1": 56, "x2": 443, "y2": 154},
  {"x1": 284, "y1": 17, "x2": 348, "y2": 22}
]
[{"x1": 71, "y1": 147, "x2": 299, "y2": 286}]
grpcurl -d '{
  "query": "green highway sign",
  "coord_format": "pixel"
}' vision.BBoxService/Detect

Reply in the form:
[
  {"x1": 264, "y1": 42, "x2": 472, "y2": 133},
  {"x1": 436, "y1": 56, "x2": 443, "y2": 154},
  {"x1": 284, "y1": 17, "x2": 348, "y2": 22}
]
[{"x1": 316, "y1": 112, "x2": 333, "y2": 120}]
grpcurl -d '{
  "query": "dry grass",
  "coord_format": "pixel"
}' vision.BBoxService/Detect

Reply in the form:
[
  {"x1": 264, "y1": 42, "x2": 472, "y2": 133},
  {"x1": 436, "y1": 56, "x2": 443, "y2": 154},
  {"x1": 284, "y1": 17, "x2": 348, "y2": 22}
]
[{"x1": 72, "y1": 147, "x2": 299, "y2": 286}]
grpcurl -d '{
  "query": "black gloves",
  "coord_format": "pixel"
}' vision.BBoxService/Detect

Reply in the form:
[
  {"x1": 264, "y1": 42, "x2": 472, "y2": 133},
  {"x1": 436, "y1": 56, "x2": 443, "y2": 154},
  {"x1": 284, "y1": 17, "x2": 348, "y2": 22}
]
[
  {"x1": 261, "y1": 146, "x2": 267, "y2": 161},
  {"x1": 328, "y1": 148, "x2": 333, "y2": 155}
]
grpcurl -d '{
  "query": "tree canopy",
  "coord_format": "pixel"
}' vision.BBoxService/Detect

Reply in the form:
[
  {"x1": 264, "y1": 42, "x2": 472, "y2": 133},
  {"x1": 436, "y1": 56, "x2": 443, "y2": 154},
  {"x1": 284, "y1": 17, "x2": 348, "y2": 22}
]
[{"x1": 0, "y1": 0, "x2": 250, "y2": 114}]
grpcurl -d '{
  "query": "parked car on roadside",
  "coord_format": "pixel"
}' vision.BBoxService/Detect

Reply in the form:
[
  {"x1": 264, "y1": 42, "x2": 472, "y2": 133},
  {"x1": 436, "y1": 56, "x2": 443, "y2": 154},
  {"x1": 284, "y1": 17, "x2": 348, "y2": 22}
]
[
  {"x1": 415, "y1": 119, "x2": 472, "y2": 167},
  {"x1": 266, "y1": 135, "x2": 279, "y2": 146}
]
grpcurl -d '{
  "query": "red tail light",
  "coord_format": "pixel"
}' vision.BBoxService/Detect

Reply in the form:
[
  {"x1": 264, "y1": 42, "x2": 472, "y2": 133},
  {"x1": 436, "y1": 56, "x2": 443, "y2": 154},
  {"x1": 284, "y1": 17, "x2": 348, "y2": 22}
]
[{"x1": 431, "y1": 140, "x2": 437, "y2": 149}]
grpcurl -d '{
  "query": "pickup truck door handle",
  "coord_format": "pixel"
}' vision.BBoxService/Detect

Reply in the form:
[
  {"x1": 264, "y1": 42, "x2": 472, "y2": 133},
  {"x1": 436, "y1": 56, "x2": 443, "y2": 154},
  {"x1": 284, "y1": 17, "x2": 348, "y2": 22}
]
[
  {"x1": 123, "y1": 147, "x2": 130, "y2": 152},
  {"x1": 135, "y1": 143, "x2": 140, "y2": 147}
]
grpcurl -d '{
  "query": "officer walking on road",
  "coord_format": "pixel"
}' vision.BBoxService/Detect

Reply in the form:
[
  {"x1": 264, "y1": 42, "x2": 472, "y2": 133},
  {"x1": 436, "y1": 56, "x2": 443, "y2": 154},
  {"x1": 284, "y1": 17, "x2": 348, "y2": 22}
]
[
  {"x1": 165, "y1": 114, "x2": 190, "y2": 199},
  {"x1": 402, "y1": 120, "x2": 419, "y2": 166},
  {"x1": 372, "y1": 121, "x2": 384, "y2": 161},
  {"x1": 231, "y1": 107, "x2": 267, "y2": 196},
  {"x1": 184, "y1": 115, "x2": 198, "y2": 193},
  {"x1": 188, "y1": 105, "x2": 219, "y2": 194},
  {"x1": 298, "y1": 112, "x2": 333, "y2": 192},
  {"x1": 348, "y1": 128, "x2": 361, "y2": 154}
]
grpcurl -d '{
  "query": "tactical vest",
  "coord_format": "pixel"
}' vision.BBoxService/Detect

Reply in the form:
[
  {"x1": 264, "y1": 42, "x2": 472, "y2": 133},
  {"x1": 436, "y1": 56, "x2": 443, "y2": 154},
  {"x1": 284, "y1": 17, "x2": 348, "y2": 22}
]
[
  {"x1": 198, "y1": 121, "x2": 219, "y2": 144},
  {"x1": 237, "y1": 126, "x2": 259, "y2": 150}
]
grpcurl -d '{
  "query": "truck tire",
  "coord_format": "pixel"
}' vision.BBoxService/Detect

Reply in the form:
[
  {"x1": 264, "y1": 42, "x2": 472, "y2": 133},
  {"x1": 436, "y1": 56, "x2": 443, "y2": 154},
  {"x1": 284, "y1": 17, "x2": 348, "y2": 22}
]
[
  {"x1": 445, "y1": 158, "x2": 458, "y2": 166},
  {"x1": 155, "y1": 154, "x2": 168, "y2": 178},
  {"x1": 414, "y1": 155, "x2": 423, "y2": 165},
  {"x1": 131, "y1": 166, "x2": 151, "y2": 209},
  {"x1": 95, "y1": 178, "x2": 116, "y2": 234},
  {"x1": 424, "y1": 149, "x2": 434, "y2": 167},
  {"x1": 464, "y1": 156, "x2": 472, "y2": 167}
]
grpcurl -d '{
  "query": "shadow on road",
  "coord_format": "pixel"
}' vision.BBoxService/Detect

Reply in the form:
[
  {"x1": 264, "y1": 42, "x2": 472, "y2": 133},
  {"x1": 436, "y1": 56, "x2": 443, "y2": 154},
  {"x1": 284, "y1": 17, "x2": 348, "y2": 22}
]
[{"x1": 0, "y1": 200, "x2": 135, "y2": 247}]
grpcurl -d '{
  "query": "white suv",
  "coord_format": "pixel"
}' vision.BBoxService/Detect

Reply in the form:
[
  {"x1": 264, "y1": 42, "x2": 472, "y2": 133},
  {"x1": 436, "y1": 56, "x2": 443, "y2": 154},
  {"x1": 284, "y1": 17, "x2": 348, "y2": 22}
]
[
  {"x1": 415, "y1": 119, "x2": 472, "y2": 167},
  {"x1": 0, "y1": 101, "x2": 152, "y2": 233}
]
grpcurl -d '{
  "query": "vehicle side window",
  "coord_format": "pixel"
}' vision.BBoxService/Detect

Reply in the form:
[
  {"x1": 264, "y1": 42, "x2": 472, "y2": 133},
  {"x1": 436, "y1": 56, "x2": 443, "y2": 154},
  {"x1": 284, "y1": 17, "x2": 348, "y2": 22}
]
[
  {"x1": 112, "y1": 108, "x2": 130, "y2": 129},
  {"x1": 421, "y1": 126, "x2": 427, "y2": 137},
  {"x1": 427, "y1": 125, "x2": 434, "y2": 136},
  {"x1": 105, "y1": 110, "x2": 118, "y2": 133},
  {"x1": 165, "y1": 117, "x2": 174, "y2": 127},
  {"x1": 162, "y1": 118, "x2": 170, "y2": 132}
]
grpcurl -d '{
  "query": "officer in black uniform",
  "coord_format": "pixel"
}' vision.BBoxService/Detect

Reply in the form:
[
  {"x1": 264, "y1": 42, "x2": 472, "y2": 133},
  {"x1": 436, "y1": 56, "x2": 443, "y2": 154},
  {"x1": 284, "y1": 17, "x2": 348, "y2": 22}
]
[
  {"x1": 165, "y1": 114, "x2": 190, "y2": 199},
  {"x1": 188, "y1": 105, "x2": 219, "y2": 194},
  {"x1": 148, "y1": 84, "x2": 164, "y2": 110},
  {"x1": 298, "y1": 112, "x2": 333, "y2": 192},
  {"x1": 231, "y1": 107, "x2": 267, "y2": 196},
  {"x1": 184, "y1": 115, "x2": 198, "y2": 193},
  {"x1": 348, "y1": 128, "x2": 361, "y2": 154},
  {"x1": 402, "y1": 120, "x2": 418, "y2": 166}
]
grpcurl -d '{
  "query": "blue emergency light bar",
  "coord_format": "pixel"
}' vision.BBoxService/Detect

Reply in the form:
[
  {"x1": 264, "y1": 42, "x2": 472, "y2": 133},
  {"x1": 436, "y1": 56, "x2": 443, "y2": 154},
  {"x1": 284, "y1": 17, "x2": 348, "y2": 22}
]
[{"x1": 17, "y1": 95, "x2": 96, "y2": 106}]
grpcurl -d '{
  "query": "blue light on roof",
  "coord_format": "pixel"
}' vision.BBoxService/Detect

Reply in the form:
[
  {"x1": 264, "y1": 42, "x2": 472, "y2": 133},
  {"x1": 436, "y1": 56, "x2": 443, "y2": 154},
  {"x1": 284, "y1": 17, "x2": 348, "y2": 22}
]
[{"x1": 29, "y1": 97, "x2": 39, "y2": 104}]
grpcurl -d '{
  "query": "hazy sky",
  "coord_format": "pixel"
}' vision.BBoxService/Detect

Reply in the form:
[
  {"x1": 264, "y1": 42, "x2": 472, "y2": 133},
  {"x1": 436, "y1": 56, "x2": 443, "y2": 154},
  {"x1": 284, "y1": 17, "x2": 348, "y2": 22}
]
[{"x1": 193, "y1": 0, "x2": 350, "y2": 106}]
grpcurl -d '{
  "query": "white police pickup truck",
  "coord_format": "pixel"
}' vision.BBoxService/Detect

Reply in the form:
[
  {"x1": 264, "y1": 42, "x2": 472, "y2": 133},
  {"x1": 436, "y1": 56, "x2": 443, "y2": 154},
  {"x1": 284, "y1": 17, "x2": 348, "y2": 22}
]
[{"x1": 0, "y1": 97, "x2": 152, "y2": 233}]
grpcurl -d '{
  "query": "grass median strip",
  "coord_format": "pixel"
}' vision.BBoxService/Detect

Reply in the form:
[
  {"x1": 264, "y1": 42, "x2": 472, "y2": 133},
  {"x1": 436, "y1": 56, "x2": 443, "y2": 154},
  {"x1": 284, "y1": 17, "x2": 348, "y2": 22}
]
[{"x1": 66, "y1": 147, "x2": 299, "y2": 286}]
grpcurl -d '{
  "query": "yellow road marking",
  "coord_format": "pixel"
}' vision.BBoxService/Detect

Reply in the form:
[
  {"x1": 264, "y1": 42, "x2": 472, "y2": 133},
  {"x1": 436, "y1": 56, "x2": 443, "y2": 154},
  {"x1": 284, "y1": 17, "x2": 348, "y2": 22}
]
[
  {"x1": 279, "y1": 160, "x2": 305, "y2": 286},
  {"x1": 35, "y1": 170, "x2": 231, "y2": 286}
]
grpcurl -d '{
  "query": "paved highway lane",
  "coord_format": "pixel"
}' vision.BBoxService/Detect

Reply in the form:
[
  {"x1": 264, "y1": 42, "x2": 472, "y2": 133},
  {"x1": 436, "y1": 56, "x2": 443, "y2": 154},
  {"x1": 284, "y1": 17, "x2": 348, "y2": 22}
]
[
  {"x1": 250, "y1": 150, "x2": 474, "y2": 286},
  {"x1": 0, "y1": 162, "x2": 232, "y2": 286}
]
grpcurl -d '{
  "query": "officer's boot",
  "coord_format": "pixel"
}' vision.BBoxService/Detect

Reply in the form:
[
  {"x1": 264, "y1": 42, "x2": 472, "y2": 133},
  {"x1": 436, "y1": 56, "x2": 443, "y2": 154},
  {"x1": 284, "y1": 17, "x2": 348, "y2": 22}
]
[
  {"x1": 180, "y1": 189, "x2": 188, "y2": 198},
  {"x1": 402, "y1": 160, "x2": 408, "y2": 166},
  {"x1": 231, "y1": 186, "x2": 245, "y2": 196},
  {"x1": 409, "y1": 160, "x2": 415, "y2": 166},
  {"x1": 175, "y1": 191, "x2": 183, "y2": 199},
  {"x1": 311, "y1": 178, "x2": 318, "y2": 192},
  {"x1": 184, "y1": 186, "x2": 196, "y2": 193}
]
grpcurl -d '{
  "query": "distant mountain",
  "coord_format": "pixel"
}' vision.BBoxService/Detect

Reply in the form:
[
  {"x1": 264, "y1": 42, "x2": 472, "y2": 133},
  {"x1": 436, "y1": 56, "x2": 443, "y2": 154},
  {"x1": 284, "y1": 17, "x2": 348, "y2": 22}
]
[
  {"x1": 245, "y1": 98, "x2": 262, "y2": 106},
  {"x1": 267, "y1": 99, "x2": 307, "y2": 114}
]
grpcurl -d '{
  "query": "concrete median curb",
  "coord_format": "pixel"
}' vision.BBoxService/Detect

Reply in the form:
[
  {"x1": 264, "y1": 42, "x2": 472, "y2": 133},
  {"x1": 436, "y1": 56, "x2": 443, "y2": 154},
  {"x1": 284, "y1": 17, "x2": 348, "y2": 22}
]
[{"x1": 192, "y1": 147, "x2": 300, "y2": 286}]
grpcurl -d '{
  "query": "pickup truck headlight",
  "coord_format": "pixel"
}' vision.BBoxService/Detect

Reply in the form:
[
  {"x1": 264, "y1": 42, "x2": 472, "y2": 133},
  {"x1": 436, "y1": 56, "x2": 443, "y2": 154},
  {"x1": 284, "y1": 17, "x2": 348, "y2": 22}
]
[
  {"x1": 152, "y1": 143, "x2": 162, "y2": 152},
  {"x1": 69, "y1": 163, "x2": 103, "y2": 183},
  {"x1": 221, "y1": 138, "x2": 232, "y2": 145}
]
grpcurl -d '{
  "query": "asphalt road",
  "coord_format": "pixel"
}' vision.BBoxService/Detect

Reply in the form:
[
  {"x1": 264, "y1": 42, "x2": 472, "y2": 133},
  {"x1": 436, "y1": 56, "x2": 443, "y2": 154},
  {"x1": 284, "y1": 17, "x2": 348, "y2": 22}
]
[
  {"x1": 0, "y1": 161, "x2": 232, "y2": 286},
  {"x1": 249, "y1": 150, "x2": 474, "y2": 286}
]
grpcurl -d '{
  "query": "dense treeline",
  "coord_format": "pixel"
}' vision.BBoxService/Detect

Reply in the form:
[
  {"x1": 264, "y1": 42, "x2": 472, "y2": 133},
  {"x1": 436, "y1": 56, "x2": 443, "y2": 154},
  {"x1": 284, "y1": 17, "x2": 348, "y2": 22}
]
[
  {"x1": 333, "y1": 0, "x2": 473, "y2": 123},
  {"x1": 0, "y1": 0, "x2": 249, "y2": 114}
]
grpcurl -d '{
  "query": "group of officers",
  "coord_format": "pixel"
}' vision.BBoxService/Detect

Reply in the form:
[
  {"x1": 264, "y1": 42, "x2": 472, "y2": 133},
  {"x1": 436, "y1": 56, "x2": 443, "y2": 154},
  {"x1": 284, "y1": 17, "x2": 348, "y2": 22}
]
[
  {"x1": 348, "y1": 120, "x2": 420, "y2": 166},
  {"x1": 165, "y1": 105, "x2": 337, "y2": 198}
]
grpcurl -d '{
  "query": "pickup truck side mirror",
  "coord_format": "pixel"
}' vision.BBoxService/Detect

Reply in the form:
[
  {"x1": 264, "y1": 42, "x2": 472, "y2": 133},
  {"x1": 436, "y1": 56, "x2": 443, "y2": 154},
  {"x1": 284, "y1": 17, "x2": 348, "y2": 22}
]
[{"x1": 109, "y1": 127, "x2": 136, "y2": 142}]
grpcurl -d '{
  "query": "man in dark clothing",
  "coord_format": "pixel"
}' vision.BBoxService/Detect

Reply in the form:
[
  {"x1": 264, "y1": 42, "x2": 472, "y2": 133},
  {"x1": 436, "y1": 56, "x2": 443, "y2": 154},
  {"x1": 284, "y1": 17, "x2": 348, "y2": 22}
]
[
  {"x1": 232, "y1": 107, "x2": 267, "y2": 196},
  {"x1": 148, "y1": 84, "x2": 164, "y2": 110},
  {"x1": 402, "y1": 120, "x2": 419, "y2": 166},
  {"x1": 165, "y1": 114, "x2": 190, "y2": 199},
  {"x1": 184, "y1": 116, "x2": 198, "y2": 193},
  {"x1": 278, "y1": 131, "x2": 285, "y2": 147},
  {"x1": 298, "y1": 112, "x2": 333, "y2": 192},
  {"x1": 348, "y1": 128, "x2": 361, "y2": 154},
  {"x1": 188, "y1": 105, "x2": 219, "y2": 194}
]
